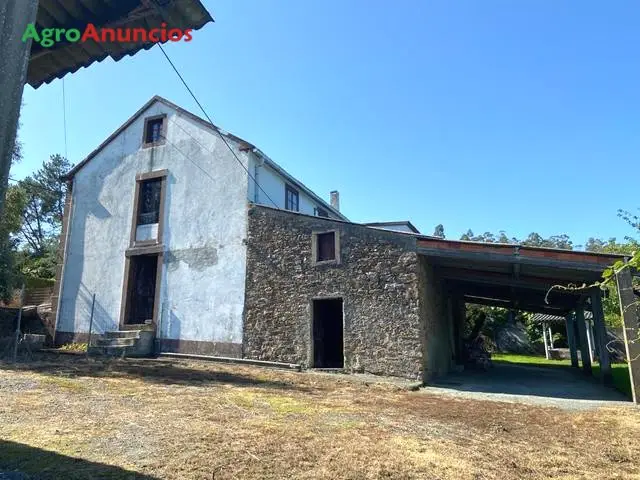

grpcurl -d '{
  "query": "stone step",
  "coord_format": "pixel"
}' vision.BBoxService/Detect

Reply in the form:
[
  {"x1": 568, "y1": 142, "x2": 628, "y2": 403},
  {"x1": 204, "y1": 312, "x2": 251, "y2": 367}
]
[
  {"x1": 95, "y1": 337, "x2": 136, "y2": 347},
  {"x1": 103, "y1": 330, "x2": 141, "y2": 340}
]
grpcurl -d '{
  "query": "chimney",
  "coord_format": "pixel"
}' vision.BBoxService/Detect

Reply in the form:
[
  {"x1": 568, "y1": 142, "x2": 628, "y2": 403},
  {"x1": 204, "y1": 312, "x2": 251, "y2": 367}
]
[{"x1": 330, "y1": 190, "x2": 340, "y2": 211}]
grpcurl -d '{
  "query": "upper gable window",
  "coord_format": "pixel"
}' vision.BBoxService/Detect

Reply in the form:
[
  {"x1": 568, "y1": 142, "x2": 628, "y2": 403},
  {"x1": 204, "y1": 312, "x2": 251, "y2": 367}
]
[
  {"x1": 143, "y1": 115, "x2": 166, "y2": 146},
  {"x1": 285, "y1": 184, "x2": 299, "y2": 212}
]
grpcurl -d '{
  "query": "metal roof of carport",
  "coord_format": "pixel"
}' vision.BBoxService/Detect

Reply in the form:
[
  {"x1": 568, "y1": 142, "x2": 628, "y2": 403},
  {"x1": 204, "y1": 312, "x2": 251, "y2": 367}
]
[
  {"x1": 416, "y1": 237, "x2": 626, "y2": 315},
  {"x1": 27, "y1": 0, "x2": 213, "y2": 88}
]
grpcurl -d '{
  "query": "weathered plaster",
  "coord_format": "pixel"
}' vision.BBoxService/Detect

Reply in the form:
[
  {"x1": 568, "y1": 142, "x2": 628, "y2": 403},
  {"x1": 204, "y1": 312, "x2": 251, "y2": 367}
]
[
  {"x1": 57, "y1": 100, "x2": 250, "y2": 351},
  {"x1": 248, "y1": 158, "x2": 342, "y2": 219}
]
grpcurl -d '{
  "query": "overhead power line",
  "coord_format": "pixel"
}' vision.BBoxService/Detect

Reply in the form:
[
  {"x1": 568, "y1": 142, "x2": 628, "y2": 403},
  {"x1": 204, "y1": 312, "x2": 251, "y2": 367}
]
[{"x1": 155, "y1": 42, "x2": 279, "y2": 209}]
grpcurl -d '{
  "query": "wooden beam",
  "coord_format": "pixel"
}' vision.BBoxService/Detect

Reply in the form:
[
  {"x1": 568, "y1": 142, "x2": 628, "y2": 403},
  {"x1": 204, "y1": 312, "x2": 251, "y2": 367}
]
[
  {"x1": 590, "y1": 289, "x2": 612, "y2": 385},
  {"x1": 616, "y1": 267, "x2": 640, "y2": 404},
  {"x1": 454, "y1": 281, "x2": 578, "y2": 309},
  {"x1": 575, "y1": 303, "x2": 592, "y2": 375},
  {"x1": 450, "y1": 293, "x2": 465, "y2": 366},
  {"x1": 439, "y1": 267, "x2": 578, "y2": 292},
  {"x1": 463, "y1": 295, "x2": 570, "y2": 315},
  {"x1": 565, "y1": 314, "x2": 579, "y2": 368}
]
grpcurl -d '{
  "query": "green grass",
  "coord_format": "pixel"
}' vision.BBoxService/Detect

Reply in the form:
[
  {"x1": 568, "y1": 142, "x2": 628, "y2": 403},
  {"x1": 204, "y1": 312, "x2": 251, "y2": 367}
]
[{"x1": 493, "y1": 353, "x2": 633, "y2": 400}]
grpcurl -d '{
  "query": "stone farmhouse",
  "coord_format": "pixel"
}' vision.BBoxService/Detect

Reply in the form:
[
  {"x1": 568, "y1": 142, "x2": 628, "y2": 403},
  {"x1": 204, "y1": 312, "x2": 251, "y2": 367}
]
[{"x1": 52, "y1": 96, "x2": 622, "y2": 382}]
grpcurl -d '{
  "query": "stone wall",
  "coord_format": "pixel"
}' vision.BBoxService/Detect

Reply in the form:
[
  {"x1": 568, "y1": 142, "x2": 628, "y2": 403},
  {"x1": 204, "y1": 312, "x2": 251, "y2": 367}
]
[{"x1": 244, "y1": 205, "x2": 425, "y2": 379}]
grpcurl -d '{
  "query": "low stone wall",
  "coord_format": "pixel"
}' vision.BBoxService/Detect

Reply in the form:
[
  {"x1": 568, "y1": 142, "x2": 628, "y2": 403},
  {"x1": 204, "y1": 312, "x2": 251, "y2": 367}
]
[{"x1": 244, "y1": 205, "x2": 425, "y2": 379}]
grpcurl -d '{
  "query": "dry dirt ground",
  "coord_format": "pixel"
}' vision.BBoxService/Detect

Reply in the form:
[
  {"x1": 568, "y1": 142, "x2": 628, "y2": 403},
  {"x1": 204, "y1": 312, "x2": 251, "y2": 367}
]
[{"x1": 0, "y1": 355, "x2": 639, "y2": 480}]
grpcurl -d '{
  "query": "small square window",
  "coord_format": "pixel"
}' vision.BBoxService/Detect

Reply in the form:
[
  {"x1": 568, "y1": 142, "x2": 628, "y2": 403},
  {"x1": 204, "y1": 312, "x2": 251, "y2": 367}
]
[
  {"x1": 317, "y1": 232, "x2": 336, "y2": 261},
  {"x1": 285, "y1": 184, "x2": 299, "y2": 212},
  {"x1": 144, "y1": 116, "x2": 166, "y2": 145},
  {"x1": 313, "y1": 230, "x2": 340, "y2": 265}
]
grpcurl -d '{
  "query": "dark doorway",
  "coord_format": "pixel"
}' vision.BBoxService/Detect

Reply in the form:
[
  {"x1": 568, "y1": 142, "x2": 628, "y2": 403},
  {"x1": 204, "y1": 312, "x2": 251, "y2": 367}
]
[
  {"x1": 312, "y1": 298, "x2": 344, "y2": 368},
  {"x1": 125, "y1": 255, "x2": 158, "y2": 325}
]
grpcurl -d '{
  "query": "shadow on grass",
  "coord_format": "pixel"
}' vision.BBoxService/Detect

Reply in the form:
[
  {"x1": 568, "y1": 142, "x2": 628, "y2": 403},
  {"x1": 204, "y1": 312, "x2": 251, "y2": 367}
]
[
  {"x1": 0, "y1": 439, "x2": 158, "y2": 479},
  {"x1": 0, "y1": 354, "x2": 309, "y2": 392}
]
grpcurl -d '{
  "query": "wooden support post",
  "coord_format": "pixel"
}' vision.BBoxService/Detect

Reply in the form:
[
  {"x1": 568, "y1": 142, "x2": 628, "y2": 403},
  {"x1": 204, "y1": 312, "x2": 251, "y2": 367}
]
[
  {"x1": 591, "y1": 289, "x2": 612, "y2": 385},
  {"x1": 86, "y1": 293, "x2": 96, "y2": 358},
  {"x1": 575, "y1": 303, "x2": 592, "y2": 375},
  {"x1": 548, "y1": 325, "x2": 554, "y2": 349},
  {"x1": 616, "y1": 267, "x2": 640, "y2": 404},
  {"x1": 543, "y1": 322, "x2": 550, "y2": 360},
  {"x1": 565, "y1": 314, "x2": 579, "y2": 367},
  {"x1": 451, "y1": 293, "x2": 465, "y2": 366}
]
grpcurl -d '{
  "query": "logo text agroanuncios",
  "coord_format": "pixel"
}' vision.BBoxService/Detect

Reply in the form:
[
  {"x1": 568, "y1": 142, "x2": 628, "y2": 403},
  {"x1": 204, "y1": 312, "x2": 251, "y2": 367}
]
[{"x1": 23, "y1": 23, "x2": 194, "y2": 48}]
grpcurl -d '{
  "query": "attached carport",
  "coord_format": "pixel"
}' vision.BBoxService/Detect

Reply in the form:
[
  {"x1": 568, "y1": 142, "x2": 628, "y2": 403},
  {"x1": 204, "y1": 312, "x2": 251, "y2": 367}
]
[{"x1": 416, "y1": 237, "x2": 639, "y2": 403}]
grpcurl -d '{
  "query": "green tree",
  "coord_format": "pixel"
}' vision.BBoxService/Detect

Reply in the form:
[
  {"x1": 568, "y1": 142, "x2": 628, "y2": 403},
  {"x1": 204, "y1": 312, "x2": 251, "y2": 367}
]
[
  {"x1": 460, "y1": 229, "x2": 474, "y2": 241},
  {"x1": 0, "y1": 186, "x2": 27, "y2": 301},
  {"x1": 18, "y1": 154, "x2": 71, "y2": 256},
  {"x1": 589, "y1": 225, "x2": 640, "y2": 327},
  {"x1": 0, "y1": 127, "x2": 26, "y2": 301},
  {"x1": 432, "y1": 224, "x2": 445, "y2": 238},
  {"x1": 460, "y1": 229, "x2": 574, "y2": 250}
]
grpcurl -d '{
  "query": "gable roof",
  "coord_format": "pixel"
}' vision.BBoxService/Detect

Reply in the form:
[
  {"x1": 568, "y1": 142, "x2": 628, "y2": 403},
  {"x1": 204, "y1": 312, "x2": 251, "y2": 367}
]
[
  {"x1": 363, "y1": 221, "x2": 420, "y2": 234},
  {"x1": 63, "y1": 95, "x2": 347, "y2": 221}
]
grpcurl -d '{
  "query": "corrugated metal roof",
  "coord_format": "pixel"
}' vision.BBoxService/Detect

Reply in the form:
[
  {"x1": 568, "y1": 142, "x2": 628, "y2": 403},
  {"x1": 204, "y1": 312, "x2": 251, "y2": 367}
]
[
  {"x1": 363, "y1": 221, "x2": 421, "y2": 234},
  {"x1": 532, "y1": 312, "x2": 593, "y2": 323},
  {"x1": 28, "y1": 0, "x2": 213, "y2": 88}
]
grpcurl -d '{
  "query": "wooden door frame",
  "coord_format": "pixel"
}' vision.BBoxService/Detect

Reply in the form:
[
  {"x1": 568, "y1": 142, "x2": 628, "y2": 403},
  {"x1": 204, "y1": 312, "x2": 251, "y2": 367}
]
[{"x1": 119, "y1": 252, "x2": 163, "y2": 330}]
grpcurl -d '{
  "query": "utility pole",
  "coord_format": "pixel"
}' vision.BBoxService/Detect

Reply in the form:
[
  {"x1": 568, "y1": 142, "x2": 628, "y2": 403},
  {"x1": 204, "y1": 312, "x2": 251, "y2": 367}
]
[{"x1": 0, "y1": 0, "x2": 39, "y2": 217}]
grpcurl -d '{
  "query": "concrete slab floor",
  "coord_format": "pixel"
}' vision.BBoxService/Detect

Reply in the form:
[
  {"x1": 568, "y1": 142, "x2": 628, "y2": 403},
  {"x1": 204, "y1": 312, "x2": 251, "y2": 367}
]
[{"x1": 422, "y1": 363, "x2": 631, "y2": 411}]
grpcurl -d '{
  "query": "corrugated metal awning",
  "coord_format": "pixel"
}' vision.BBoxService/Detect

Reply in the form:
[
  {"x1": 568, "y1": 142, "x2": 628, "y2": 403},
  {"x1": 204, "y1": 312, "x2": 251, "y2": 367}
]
[
  {"x1": 532, "y1": 312, "x2": 593, "y2": 324},
  {"x1": 28, "y1": 0, "x2": 213, "y2": 88}
]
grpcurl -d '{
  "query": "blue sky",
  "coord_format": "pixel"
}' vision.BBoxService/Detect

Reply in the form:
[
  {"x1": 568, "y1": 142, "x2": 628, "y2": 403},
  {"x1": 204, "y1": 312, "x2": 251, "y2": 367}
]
[{"x1": 15, "y1": 0, "x2": 640, "y2": 246}]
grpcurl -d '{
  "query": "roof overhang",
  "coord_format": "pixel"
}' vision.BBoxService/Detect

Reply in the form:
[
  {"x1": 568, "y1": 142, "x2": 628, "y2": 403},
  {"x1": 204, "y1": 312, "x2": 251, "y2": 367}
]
[
  {"x1": 417, "y1": 237, "x2": 626, "y2": 315},
  {"x1": 28, "y1": 0, "x2": 213, "y2": 88},
  {"x1": 363, "y1": 221, "x2": 420, "y2": 234}
]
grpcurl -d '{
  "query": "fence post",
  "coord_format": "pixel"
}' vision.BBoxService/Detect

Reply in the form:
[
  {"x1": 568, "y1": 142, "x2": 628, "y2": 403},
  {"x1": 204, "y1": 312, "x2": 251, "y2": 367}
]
[
  {"x1": 155, "y1": 301, "x2": 165, "y2": 356},
  {"x1": 86, "y1": 293, "x2": 96, "y2": 358},
  {"x1": 11, "y1": 284, "x2": 25, "y2": 363}
]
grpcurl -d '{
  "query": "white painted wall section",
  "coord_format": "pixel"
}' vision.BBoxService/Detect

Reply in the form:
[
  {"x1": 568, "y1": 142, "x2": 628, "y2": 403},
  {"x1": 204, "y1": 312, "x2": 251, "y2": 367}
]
[
  {"x1": 248, "y1": 157, "x2": 342, "y2": 219},
  {"x1": 58, "y1": 100, "x2": 250, "y2": 347}
]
